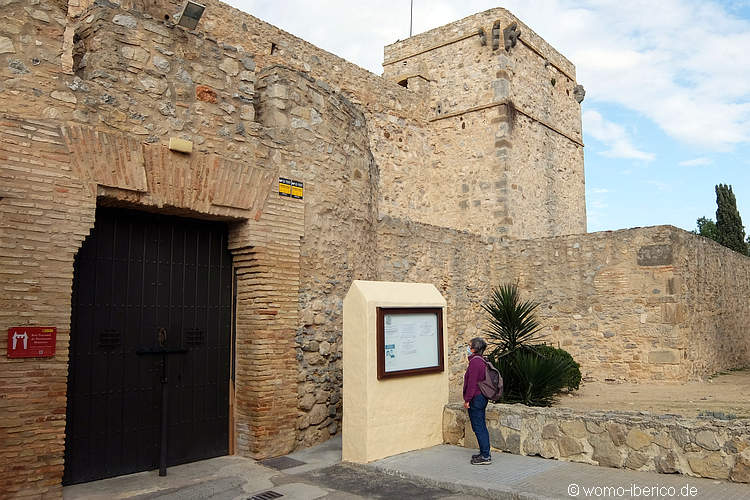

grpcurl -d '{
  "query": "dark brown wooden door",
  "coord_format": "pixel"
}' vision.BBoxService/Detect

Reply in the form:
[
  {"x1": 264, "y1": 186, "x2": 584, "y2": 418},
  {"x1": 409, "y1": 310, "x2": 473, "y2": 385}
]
[{"x1": 64, "y1": 207, "x2": 232, "y2": 485}]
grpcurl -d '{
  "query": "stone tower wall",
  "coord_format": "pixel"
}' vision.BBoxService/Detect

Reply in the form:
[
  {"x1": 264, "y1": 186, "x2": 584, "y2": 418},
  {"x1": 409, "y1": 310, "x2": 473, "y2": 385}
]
[{"x1": 383, "y1": 9, "x2": 586, "y2": 239}]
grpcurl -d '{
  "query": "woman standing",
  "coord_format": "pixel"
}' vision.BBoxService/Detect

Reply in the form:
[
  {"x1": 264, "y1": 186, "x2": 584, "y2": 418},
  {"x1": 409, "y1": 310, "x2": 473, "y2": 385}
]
[{"x1": 463, "y1": 337, "x2": 491, "y2": 464}]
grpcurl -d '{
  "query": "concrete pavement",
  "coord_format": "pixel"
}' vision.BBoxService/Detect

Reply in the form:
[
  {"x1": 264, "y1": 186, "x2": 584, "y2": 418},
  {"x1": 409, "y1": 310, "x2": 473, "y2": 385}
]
[
  {"x1": 62, "y1": 436, "x2": 476, "y2": 500},
  {"x1": 371, "y1": 444, "x2": 750, "y2": 499},
  {"x1": 64, "y1": 435, "x2": 750, "y2": 500}
]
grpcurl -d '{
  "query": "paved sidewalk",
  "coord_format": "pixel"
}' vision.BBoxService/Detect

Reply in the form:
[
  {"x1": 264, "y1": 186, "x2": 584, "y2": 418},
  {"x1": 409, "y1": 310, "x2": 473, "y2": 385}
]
[
  {"x1": 64, "y1": 437, "x2": 750, "y2": 499},
  {"x1": 63, "y1": 436, "x2": 475, "y2": 500},
  {"x1": 370, "y1": 444, "x2": 750, "y2": 500}
]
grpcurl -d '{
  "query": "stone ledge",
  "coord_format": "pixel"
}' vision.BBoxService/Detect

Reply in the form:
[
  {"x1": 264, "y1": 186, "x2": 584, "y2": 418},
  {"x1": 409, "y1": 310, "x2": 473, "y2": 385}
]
[{"x1": 444, "y1": 403, "x2": 750, "y2": 483}]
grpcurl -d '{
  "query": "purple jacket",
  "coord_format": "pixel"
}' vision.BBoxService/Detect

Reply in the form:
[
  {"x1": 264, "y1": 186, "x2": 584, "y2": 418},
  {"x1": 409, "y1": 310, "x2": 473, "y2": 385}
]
[{"x1": 463, "y1": 354, "x2": 486, "y2": 403}]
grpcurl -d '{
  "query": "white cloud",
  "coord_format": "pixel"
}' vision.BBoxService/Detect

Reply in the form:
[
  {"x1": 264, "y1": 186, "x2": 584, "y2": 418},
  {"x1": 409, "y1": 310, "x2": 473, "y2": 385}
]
[
  {"x1": 583, "y1": 110, "x2": 655, "y2": 161},
  {"x1": 647, "y1": 180, "x2": 672, "y2": 192},
  {"x1": 226, "y1": 0, "x2": 750, "y2": 152},
  {"x1": 586, "y1": 190, "x2": 610, "y2": 230},
  {"x1": 679, "y1": 157, "x2": 714, "y2": 167},
  {"x1": 498, "y1": 0, "x2": 750, "y2": 151},
  {"x1": 589, "y1": 200, "x2": 608, "y2": 209}
]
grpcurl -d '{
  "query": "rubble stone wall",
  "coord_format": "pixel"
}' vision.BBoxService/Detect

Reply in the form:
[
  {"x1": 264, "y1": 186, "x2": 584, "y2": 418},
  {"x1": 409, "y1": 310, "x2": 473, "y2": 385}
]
[
  {"x1": 383, "y1": 9, "x2": 586, "y2": 239},
  {"x1": 493, "y1": 226, "x2": 750, "y2": 384},
  {"x1": 376, "y1": 222, "x2": 750, "y2": 401},
  {"x1": 254, "y1": 67, "x2": 380, "y2": 448},
  {"x1": 444, "y1": 403, "x2": 750, "y2": 483},
  {"x1": 375, "y1": 216, "x2": 494, "y2": 400},
  {"x1": 677, "y1": 233, "x2": 750, "y2": 379}
]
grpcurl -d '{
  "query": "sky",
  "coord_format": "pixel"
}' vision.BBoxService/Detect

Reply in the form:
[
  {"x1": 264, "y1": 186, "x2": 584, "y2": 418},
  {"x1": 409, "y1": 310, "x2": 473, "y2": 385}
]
[{"x1": 225, "y1": 0, "x2": 750, "y2": 233}]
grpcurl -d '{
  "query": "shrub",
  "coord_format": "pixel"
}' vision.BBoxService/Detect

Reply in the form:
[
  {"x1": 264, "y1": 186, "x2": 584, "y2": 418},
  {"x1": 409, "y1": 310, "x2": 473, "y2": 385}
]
[
  {"x1": 533, "y1": 344, "x2": 581, "y2": 391},
  {"x1": 482, "y1": 282, "x2": 581, "y2": 406},
  {"x1": 496, "y1": 349, "x2": 578, "y2": 406}
]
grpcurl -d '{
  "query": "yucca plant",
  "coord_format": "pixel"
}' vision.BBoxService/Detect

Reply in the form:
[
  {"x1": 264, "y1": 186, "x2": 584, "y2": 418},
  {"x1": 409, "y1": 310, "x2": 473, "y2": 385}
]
[
  {"x1": 482, "y1": 282, "x2": 581, "y2": 406},
  {"x1": 482, "y1": 282, "x2": 546, "y2": 362}
]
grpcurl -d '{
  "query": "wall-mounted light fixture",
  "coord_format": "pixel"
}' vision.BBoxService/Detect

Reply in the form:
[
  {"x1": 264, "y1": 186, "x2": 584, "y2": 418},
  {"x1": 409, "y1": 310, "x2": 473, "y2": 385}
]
[
  {"x1": 169, "y1": 137, "x2": 193, "y2": 153},
  {"x1": 176, "y1": 1, "x2": 206, "y2": 30}
]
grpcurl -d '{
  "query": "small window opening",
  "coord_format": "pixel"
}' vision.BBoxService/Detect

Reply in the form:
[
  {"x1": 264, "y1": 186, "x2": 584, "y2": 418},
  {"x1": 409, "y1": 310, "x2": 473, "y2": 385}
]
[
  {"x1": 270, "y1": 42, "x2": 277, "y2": 55},
  {"x1": 397, "y1": 79, "x2": 408, "y2": 88}
]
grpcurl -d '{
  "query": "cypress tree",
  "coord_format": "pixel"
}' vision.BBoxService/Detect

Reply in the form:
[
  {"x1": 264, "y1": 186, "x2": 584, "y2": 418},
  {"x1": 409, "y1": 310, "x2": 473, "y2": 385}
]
[{"x1": 715, "y1": 184, "x2": 748, "y2": 255}]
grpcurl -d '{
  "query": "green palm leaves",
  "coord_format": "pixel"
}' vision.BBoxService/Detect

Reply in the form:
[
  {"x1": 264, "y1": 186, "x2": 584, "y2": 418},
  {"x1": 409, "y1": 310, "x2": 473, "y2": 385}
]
[
  {"x1": 481, "y1": 283, "x2": 545, "y2": 361},
  {"x1": 482, "y1": 282, "x2": 581, "y2": 406}
]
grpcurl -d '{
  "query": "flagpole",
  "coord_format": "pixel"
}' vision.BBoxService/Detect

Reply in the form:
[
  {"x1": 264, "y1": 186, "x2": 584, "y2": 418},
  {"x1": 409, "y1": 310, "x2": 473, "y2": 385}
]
[{"x1": 410, "y1": 0, "x2": 413, "y2": 37}]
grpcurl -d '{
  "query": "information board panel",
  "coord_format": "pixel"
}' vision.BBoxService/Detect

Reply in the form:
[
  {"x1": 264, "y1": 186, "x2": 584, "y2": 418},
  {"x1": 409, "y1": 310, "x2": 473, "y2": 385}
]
[
  {"x1": 377, "y1": 307, "x2": 443, "y2": 379},
  {"x1": 7, "y1": 327, "x2": 57, "y2": 358}
]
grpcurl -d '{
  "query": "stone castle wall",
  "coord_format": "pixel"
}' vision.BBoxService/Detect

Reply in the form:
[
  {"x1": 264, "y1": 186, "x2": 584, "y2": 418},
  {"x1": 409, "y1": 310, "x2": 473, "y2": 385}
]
[
  {"x1": 2, "y1": 0, "x2": 749, "y2": 496},
  {"x1": 678, "y1": 233, "x2": 750, "y2": 379},
  {"x1": 254, "y1": 67, "x2": 380, "y2": 446},
  {"x1": 383, "y1": 9, "x2": 586, "y2": 239},
  {"x1": 494, "y1": 226, "x2": 693, "y2": 383},
  {"x1": 493, "y1": 226, "x2": 750, "y2": 384},
  {"x1": 61, "y1": 2, "x2": 586, "y2": 243},
  {"x1": 0, "y1": 0, "x2": 379, "y2": 493},
  {"x1": 374, "y1": 217, "x2": 494, "y2": 399},
  {"x1": 376, "y1": 221, "x2": 750, "y2": 400},
  {"x1": 2, "y1": 3, "x2": 93, "y2": 497}
]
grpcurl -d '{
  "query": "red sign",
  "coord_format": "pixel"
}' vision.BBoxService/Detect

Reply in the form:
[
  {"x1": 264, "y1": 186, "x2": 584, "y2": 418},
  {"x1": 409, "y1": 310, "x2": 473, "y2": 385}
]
[{"x1": 7, "y1": 327, "x2": 57, "y2": 358}]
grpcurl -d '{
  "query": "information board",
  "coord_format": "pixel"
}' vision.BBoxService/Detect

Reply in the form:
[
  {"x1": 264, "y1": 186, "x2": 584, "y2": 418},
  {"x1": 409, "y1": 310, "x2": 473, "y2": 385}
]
[
  {"x1": 377, "y1": 307, "x2": 443, "y2": 379},
  {"x1": 7, "y1": 327, "x2": 57, "y2": 358}
]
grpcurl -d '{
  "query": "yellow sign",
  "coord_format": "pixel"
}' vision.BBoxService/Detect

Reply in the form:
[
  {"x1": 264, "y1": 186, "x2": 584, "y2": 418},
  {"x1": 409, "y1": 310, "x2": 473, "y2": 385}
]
[
  {"x1": 291, "y1": 180, "x2": 303, "y2": 199},
  {"x1": 279, "y1": 177, "x2": 303, "y2": 199},
  {"x1": 279, "y1": 177, "x2": 292, "y2": 196}
]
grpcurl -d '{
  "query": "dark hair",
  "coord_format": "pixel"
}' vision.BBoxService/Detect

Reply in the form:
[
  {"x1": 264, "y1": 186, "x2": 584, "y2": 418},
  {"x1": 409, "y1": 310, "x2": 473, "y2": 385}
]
[{"x1": 470, "y1": 337, "x2": 487, "y2": 355}]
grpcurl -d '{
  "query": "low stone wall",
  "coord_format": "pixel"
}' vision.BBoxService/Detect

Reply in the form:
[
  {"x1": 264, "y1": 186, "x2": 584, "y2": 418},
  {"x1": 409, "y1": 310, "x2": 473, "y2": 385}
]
[{"x1": 444, "y1": 403, "x2": 750, "y2": 483}]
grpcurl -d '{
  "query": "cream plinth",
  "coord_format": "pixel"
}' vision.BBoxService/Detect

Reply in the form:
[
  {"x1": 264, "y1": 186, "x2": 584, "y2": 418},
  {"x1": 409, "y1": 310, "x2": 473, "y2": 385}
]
[{"x1": 343, "y1": 281, "x2": 449, "y2": 463}]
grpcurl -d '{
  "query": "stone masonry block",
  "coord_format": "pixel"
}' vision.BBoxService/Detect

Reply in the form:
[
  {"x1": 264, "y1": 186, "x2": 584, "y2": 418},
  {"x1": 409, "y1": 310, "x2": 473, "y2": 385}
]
[
  {"x1": 648, "y1": 349, "x2": 680, "y2": 364},
  {"x1": 637, "y1": 244, "x2": 673, "y2": 266}
]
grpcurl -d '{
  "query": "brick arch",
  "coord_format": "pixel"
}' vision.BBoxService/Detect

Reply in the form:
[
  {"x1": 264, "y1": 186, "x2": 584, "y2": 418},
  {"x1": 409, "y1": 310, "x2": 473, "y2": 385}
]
[
  {"x1": 0, "y1": 115, "x2": 303, "y2": 495},
  {"x1": 60, "y1": 123, "x2": 303, "y2": 459},
  {"x1": 62, "y1": 124, "x2": 275, "y2": 219}
]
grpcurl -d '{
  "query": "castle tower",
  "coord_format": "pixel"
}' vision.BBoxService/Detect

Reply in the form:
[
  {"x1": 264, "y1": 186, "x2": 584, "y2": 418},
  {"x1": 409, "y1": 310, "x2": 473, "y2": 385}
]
[{"x1": 382, "y1": 9, "x2": 586, "y2": 240}]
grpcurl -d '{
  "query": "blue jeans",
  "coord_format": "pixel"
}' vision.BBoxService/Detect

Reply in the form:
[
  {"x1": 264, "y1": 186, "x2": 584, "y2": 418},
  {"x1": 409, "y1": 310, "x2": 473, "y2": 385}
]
[{"x1": 468, "y1": 393, "x2": 490, "y2": 458}]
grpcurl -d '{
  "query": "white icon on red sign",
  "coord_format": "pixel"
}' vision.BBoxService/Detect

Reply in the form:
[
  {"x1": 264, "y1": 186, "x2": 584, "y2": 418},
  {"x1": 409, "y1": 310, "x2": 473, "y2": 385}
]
[{"x1": 11, "y1": 332, "x2": 28, "y2": 350}]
